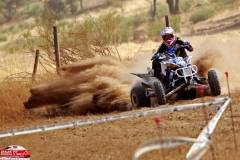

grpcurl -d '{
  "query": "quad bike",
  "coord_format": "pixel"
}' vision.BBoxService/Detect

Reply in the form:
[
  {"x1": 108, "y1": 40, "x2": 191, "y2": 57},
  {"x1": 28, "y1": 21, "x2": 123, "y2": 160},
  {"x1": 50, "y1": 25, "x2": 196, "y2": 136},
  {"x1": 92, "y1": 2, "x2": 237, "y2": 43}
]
[{"x1": 130, "y1": 45, "x2": 221, "y2": 107}]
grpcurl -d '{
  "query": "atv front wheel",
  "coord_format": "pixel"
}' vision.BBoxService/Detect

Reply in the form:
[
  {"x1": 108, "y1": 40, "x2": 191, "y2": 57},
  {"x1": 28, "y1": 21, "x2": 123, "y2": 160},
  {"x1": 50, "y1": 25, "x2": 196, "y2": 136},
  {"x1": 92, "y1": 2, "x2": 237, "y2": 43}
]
[
  {"x1": 208, "y1": 70, "x2": 221, "y2": 96},
  {"x1": 130, "y1": 81, "x2": 150, "y2": 107},
  {"x1": 153, "y1": 80, "x2": 167, "y2": 105}
]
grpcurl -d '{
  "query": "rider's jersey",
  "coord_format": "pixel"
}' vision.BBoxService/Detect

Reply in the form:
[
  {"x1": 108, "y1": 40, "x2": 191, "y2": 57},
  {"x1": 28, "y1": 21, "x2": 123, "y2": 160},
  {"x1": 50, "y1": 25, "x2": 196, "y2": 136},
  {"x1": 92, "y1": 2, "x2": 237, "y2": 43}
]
[
  {"x1": 152, "y1": 37, "x2": 193, "y2": 79},
  {"x1": 164, "y1": 46, "x2": 177, "y2": 58},
  {"x1": 156, "y1": 37, "x2": 191, "y2": 58}
]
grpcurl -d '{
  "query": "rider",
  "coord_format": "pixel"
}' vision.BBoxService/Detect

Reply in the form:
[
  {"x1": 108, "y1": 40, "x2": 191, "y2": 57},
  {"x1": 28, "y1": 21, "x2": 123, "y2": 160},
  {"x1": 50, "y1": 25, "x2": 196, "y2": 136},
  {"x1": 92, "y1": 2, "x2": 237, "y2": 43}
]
[{"x1": 152, "y1": 27, "x2": 193, "y2": 83}]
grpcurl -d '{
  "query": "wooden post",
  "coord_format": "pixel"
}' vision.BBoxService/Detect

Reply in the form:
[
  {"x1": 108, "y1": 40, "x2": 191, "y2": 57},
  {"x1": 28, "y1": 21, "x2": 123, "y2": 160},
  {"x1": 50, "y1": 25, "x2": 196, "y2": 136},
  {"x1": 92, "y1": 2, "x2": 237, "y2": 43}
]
[
  {"x1": 225, "y1": 72, "x2": 238, "y2": 150},
  {"x1": 53, "y1": 26, "x2": 61, "y2": 75},
  {"x1": 32, "y1": 49, "x2": 40, "y2": 80},
  {"x1": 165, "y1": 15, "x2": 170, "y2": 27}
]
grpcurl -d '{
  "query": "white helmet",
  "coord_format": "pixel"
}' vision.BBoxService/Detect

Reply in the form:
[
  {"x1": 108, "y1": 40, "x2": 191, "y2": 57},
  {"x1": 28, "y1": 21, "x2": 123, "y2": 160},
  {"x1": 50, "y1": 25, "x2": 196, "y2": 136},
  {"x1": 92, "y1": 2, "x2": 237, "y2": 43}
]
[
  {"x1": 160, "y1": 27, "x2": 175, "y2": 36},
  {"x1": 160, "y1": 27, "x2": 176, "y2": 47}
]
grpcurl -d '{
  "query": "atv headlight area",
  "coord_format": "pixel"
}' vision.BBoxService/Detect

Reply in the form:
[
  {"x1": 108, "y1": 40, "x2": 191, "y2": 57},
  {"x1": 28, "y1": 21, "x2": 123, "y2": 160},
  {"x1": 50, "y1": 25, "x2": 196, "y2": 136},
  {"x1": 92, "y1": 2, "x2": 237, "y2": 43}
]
[{"x1": 175, "y1": 65, "x2": 198, "y2": 82}]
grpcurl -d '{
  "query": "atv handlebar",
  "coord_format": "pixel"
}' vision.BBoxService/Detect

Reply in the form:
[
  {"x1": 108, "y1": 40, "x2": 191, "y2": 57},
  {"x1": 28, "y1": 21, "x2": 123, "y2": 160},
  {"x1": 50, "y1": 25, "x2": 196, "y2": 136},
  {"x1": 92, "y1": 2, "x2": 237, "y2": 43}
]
[
  {"x1": 151, "y1": 53, "x2": 167, "y2": 61},
  {"x1": 175, "y1": 44, "x2": 190, "y2": 50},
  {"x1": 151, "y1": 44, "x2": 190, "y2": 61}
]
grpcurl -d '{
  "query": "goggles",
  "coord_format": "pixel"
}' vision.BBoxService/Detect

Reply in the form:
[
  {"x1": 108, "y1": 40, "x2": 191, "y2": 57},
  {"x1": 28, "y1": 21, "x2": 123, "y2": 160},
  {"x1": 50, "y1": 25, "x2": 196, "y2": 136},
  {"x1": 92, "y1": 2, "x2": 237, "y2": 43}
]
[{"x1": 162, "y1": 34, "x2": 174, "y2": 40}]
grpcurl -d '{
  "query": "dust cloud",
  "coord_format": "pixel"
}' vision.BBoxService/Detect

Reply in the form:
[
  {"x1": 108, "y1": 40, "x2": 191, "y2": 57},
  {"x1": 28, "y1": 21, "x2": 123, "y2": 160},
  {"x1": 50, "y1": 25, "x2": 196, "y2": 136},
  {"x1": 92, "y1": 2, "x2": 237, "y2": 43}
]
[
  {"x1": 192, "y1": 33, "x2": 240, "y2": 92},
  {"x1": 24, "y1": 57, "x2": 133, "y2": 115},
  {"x1": 194, "y1": 49, "x2": 224, "y2": 77},
  {"x1": 24, "y1": 32, "x2": 240, "y2": 115}
]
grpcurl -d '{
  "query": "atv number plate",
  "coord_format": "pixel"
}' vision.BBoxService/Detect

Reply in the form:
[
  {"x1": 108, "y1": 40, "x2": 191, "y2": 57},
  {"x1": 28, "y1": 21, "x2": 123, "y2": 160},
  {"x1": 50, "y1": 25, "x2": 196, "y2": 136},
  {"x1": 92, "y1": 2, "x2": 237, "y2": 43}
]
[{"x1": 183, "y1": 67, "x2": 193, "y2": 77}]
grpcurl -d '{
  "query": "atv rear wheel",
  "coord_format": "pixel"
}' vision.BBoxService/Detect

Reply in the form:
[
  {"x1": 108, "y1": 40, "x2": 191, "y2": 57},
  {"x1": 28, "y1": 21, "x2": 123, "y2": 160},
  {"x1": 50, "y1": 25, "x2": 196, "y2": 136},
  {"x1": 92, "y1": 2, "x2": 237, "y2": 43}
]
[
  {"x1": 130, "y1": 81, "x2": 150, "y2": 107},
  {"x1": 208, "y1": 70, "x2": 221, "y2": 96},
  {"x1": 153, "y1": 80, "x2": 167, "y2": 105}
]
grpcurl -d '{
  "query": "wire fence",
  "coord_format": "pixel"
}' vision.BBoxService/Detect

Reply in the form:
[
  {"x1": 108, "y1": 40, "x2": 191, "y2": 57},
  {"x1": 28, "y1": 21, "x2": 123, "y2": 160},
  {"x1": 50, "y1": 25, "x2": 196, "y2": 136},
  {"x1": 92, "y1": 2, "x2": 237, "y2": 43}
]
[
  {"x1": 0, "y1": 51, "x2": 57, "y2": 83},
  {"x1": 0, "y1": 97, "x2": 227, "y2": 138}
]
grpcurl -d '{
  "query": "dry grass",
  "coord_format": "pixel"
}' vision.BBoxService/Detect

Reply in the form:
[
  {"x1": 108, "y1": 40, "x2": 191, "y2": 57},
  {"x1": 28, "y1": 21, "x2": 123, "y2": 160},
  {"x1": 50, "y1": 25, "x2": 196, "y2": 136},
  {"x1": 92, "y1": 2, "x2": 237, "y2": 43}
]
[
  {"x1": 0, "y1": 53, "x2": 60, "y2": 129},
  {"x1": 19, "y1": 12, "x2": 130, "y2": 68},
  {"x1": 0, "y1": 54, "x2": 34, "y2": 127},
  {"x1": 190, "y1": 6, "x2": 216, "y2": 24},
  {"x1": 0, "y1": 53, "x2": 34, "y2": 78}
]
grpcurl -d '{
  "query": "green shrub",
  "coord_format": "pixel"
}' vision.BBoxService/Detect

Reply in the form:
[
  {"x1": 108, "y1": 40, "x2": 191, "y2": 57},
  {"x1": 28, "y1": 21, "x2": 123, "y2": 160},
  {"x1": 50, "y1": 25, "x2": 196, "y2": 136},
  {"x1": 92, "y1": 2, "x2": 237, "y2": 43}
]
[
  {"x1": 57, "y1": 20, "x2": 68, "y2": 28},
  {"x1": 0, "y1": 14, "x2": 5, "y2": 25},
  {"x1": 126, "y1": 13, "x2": 148, "y2": 28},
  {"x1": 0, "y1": 35, "x2": 7, "y2": 42},
  {"x1": 156, "y1": 3, "x2": 169, "y2": 17},
  {"x1": 118, "y1": 19, "x2": 131, "y2": 42},
  {"x1": 170, "y1": 15, "x2": 181, "y2": 32},
  {"x1": 2, "y1": 30, "x2": 35, "y2": 54},
  {"x1": 26, "y1": 3, "x2": 44, "y2": 17},
  {"x1": 148, "y1": 15, "x2": 181, "y2": 38},
  {"x1": 148, "y1": 19, "x2": 165, "y2": 38},
  {"x1": 211, "y1": 0, "x2": 234, "y2": 5},
  {"x1": 190, "y1": 6, "x2": 215, "y2": 23},
  {"x1": 46, "y1": 0, "x2": 66, "y2": 19},
  {"x1": 106, "y1": 0, "x2": 123, "y2": 7},
  {"x1": 8, "y1": 25, "x2": 21, "y2": 34},
  {"x1": 180, "y1": 0, "x2": 194, "y2": 12},
  {"x1": 1, "y1": 38, "x2": 27, "y2": 54},
  {"x1": 212, "y1": 0, "x2": 234, "y2": 9},
  {"x1": 65, "y1": 0, "x2": 79, "y2": 14},
  {"x1": 89, "y1": 12, "x2": 130, "y2": 44},
  {"x1": 18, "y1": 12, "x2": 132, "y2": 62},
  {"x1": 54, "y1": 12, "x2": 132, "y2": 60}
]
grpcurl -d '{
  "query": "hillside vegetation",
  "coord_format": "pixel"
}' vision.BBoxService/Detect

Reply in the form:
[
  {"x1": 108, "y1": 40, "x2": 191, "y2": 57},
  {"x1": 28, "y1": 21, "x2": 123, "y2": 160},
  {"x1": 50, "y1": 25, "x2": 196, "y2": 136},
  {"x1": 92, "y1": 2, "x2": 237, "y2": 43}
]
[{"x1": 0, "y1": 0, "x2": 238, "y2": 57}]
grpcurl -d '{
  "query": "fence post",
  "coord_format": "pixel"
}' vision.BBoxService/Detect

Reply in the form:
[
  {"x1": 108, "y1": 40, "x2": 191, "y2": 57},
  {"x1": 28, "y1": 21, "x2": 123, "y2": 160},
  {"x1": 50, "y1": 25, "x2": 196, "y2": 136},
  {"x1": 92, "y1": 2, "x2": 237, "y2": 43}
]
[
  {"x1": 53, "y1": 26, "x2": 61, "y2": 75},
  {"x1": 165, "y1": 15, "x2": 170, "y2": 27},
  {"x1": 32, "y1": 49, "x2": 40, "y2": 81},
  {"x1": 225, "y1": 72, "x2": 238, "y2": 150}
]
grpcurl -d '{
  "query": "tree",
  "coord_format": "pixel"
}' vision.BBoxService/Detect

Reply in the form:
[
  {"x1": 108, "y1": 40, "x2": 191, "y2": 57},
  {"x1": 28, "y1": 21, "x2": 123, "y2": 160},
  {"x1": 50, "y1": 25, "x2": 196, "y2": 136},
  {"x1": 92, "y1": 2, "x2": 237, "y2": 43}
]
[
  {"x1": 166, "y1": 0, "x2": 179, "y2": 14},
  {"x1": 46, "y1": 0, "x2": 66, "y2": 19},
  {"x1": 65, "y1": 0, "x2": 79, "y2": 14},
  {"x1": 0, "y1": 0, "x2": 26, "y2": 22}
]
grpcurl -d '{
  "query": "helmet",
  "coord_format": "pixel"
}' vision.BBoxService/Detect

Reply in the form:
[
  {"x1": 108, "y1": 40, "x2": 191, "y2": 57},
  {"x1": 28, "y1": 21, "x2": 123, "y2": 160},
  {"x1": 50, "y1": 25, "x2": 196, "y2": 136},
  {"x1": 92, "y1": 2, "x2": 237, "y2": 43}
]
[{"x1": 160, "y1": 27, "x2": 176, "y2": 47}]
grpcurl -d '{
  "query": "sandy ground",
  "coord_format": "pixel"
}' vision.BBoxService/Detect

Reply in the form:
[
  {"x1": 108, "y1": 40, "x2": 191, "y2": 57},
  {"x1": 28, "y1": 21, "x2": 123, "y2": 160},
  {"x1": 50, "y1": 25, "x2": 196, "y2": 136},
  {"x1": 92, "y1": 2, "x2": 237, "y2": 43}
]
[{"x1": 1, "y1": 93, "x2": 240, "y2": 160}]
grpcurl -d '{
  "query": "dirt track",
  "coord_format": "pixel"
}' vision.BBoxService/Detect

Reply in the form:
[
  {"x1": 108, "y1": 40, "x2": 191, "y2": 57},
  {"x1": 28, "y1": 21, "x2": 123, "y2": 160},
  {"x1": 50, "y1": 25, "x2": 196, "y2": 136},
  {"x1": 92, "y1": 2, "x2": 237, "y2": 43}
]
[
  {"x1": 1, "y1": 27, "x2": 240, "y2": 159},
  {"x1": 192, "y1": 11, "x2": 240, "y2": 35},
  {"x1": 1, "y1": 93, "x2": 240, "y2": 160}
]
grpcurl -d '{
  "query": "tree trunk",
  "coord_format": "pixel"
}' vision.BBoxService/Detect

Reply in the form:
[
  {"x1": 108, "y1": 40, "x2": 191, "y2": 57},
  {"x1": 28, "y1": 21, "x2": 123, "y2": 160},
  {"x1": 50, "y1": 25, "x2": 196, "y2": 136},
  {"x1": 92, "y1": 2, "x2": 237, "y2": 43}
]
[
  {"x1": 166, "y1": 0, "x2": 179, "y2": 14},
  {"x1": 80, "y1": 0, "x2": 83, "y2": 9},
  {"x1": 166, "y1": 0, "x2": 174, "y2": 14},
  {"x1": 152, "y1": 0, "x2": 157, "y2": 21},
  {"x1": 175, "y1": 0, "x2": 179, "y2": 14}
]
